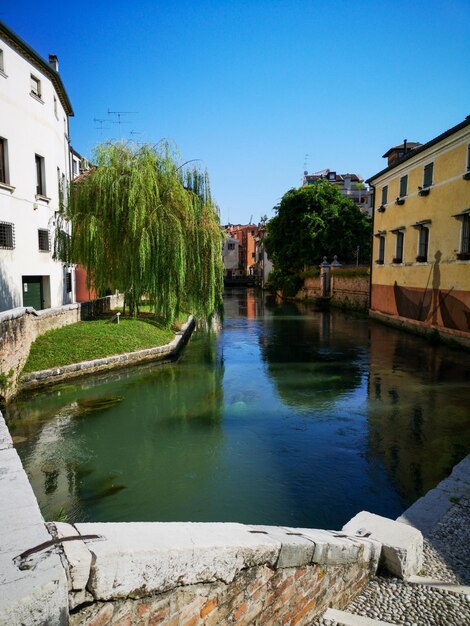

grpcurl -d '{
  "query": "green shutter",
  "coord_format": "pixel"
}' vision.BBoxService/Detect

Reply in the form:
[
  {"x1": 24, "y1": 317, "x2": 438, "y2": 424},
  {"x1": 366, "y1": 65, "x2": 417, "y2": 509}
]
[
  {"x1": 399, "y1": 175, "x2": 408, "y2": 197},
  {"x1": 423, "y1": 163, "x2": 433, "y2": 188}
]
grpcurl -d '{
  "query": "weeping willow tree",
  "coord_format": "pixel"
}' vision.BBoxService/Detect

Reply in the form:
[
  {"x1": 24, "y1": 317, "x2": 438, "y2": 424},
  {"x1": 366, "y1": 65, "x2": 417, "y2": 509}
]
[{"x1": 55, "y1": 142, "x2": 224, "y2": 321}]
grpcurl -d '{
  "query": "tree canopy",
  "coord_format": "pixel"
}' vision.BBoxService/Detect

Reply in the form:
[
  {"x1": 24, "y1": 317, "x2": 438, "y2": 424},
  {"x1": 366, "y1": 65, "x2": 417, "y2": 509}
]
[
  {"x1": 56, "y1": 142, "x2": 224, "y2": 321},
  {"x1": 264, "y1": 181, "x2": 372, "y2": 275}
]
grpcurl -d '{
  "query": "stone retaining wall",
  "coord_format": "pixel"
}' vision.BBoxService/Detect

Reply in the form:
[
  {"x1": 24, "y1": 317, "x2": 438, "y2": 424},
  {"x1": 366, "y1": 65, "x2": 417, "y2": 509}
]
[
  {"x1": 294, "y1": 272, "x2": 370, "y2": 311},
  {"x1": 20, "y1": 316, "x2": 195, "y2": 392},
  {"x1": 0, "y1": 295, "x2": 123, "y2": 402}
]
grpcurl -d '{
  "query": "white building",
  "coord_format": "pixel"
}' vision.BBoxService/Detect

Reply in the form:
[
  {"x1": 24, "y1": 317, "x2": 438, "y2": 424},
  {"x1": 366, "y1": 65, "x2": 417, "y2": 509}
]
[
  {"x1": 303, "y1": 169, "x2": 373, "y2": 216},
  {"x1": 0, "y1": 21, "x2": 75, "y2": 312},
  {"x1": 222, "y1": 236, "x2": 240, "y2": 277}
]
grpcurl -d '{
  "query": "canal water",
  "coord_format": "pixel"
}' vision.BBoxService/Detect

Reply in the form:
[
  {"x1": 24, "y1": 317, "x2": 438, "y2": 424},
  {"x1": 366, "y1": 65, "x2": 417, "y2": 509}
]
[{"x1": 5, "y1": 288, "x2": 470, "y2": 529}]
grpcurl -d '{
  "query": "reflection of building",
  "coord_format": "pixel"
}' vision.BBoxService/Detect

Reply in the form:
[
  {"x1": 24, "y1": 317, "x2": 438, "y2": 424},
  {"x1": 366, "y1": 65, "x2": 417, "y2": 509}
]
[
  {"x1": 367, "y1": 117, "x2": 470, "y2": 342},
  {"x1": 367, "y1": 322, "x2": 470, "y2": 505},
  {"x1": 303, "y1": 169, "x2": 372, "y2": 216},
  {"x1": 0, "y1": 21, "x2": 75, "y2": 311},
  {"x1": 224, "y1": 224, "x2": 259, "y2": 276}
]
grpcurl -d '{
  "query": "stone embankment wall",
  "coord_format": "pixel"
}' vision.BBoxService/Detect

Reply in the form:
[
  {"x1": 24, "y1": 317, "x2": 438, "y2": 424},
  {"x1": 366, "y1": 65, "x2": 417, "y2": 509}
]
[
  {"x1": 296, "y1": 270, "x2": 370, "y2": 312},
  {"x1": 20, "y1": 317, "x2": 195, "y2": 393},
  {"x1": 330, "y1": 272, "x2": 370, "y2": 312},
  {"x1": 0, "y1": 295, "x2": 123, "y2": 402}
]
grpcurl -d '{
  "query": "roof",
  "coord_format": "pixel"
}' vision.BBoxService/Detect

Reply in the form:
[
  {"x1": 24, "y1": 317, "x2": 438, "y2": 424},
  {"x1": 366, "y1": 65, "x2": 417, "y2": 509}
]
[
  {"x1": 0, "y1": 20, "x2": 74, "y2": 116},
  {"x1": 382, "y1": 142, "x2": 421, "y2": 158},
  {"x1": 304, "y1": 169, "x2": 363, "y2": 183},
  {"x1": 367, "y1": 116, "x2": 470, "y2": 184}
]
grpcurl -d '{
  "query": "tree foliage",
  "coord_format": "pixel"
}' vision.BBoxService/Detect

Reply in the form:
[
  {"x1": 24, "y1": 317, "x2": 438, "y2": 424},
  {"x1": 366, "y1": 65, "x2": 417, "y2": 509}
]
[
  {"x1": 264, "y1": 181, "x2": 371, "y2": 275},
  {"x1": 56, "y1": 142, "x2": 224, "y2": 321}
]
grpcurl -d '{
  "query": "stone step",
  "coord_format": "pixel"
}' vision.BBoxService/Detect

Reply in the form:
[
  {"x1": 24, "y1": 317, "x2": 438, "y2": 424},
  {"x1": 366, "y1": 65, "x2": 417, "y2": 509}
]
[
  {"x1": 407, "y1": 575, "x2": 470, "y2": 596},
  {"x1": 323, "y1": 608, "x2": 397, "y2": 626}
]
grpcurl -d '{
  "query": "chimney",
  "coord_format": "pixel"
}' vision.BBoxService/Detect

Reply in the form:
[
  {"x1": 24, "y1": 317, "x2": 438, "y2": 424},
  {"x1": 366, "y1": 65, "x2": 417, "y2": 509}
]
[
  {"x1": 49, "y1": 55, "x2": 59, "y2": 72},
  {"x1": 403, "y1": 139, "x2": 407, "y2": 154}
]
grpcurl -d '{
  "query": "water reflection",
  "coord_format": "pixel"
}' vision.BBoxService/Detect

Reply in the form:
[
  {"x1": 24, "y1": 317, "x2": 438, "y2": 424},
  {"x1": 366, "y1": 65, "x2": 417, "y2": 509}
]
[
  {"x1": 5, "y1": 288, "x2": 470, "y2": 528},
  {"x1": 367, "y1": 322, "x2": 470, "y2": 503},
  {"x1": 7, "y1": 332, "x2": 224, "y2": 522}
]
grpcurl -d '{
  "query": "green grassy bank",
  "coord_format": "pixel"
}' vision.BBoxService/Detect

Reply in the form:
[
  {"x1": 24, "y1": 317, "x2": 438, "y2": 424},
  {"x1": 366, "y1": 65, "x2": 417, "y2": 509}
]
[{"x1": 23, "y1": 317, "x2": 175, "y2": 373}]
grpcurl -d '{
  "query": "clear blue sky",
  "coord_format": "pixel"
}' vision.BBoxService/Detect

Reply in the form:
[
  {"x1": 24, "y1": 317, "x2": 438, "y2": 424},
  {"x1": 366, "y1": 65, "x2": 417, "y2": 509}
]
[{"x1": 2, "y1": 0, "x2": 469, "y2": 224}]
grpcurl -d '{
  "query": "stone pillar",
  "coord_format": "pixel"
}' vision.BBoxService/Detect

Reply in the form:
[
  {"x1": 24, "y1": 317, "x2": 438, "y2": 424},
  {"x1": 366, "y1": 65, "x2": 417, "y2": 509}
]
[{"x1": 320, "y1": 257, "x2": 330, "y2": 297}]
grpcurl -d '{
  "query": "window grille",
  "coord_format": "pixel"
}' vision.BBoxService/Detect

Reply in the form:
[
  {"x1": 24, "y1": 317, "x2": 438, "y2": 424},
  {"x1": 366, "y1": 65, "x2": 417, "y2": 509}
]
[
  {"x1": 0, "y1": 221, "x2": 14, "y2": 249},
  {"x1": 418, "y1": 227, "x2": 429, "y2": 261},
  {"x1": 38, "y1": 229, "x2": 50, "y2": 252}
]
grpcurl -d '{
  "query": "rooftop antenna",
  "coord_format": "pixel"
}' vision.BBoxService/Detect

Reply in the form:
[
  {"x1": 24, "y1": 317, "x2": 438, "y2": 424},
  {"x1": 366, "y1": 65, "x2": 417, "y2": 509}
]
[
  {"x1": 93, "y1": 117, "x2": 110, "y2": 136},
  {"x1": 108, "y1": 109, "x2": 138, "y2": 136},
  {"x1": 303, "y1": 153, "x2": 310, "y2": 184}
]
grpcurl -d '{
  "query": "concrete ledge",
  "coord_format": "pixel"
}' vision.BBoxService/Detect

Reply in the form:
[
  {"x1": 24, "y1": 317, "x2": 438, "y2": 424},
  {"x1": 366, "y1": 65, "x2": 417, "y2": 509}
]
[
  {"x1": 369, "y1": 309, "x2": 470, "y2": 350},
  {"x1": 397, "y1": 454, "x2": 470, "y2": 535},
  {"x1": 342, "y1": 512, "x2": 423, "y2": 579},
  {"x1": 0, "y1": 414, "x2": 68, "y2": 626},
  {"x1": 69, "y1": 521, "x2": 379, "y2": 601},
  {"x1": 323, "y1": 608, "x2": 395, "y2": 625},
  {"x1": 19, "y1": 316, "x2": 195, "y2": 392}
]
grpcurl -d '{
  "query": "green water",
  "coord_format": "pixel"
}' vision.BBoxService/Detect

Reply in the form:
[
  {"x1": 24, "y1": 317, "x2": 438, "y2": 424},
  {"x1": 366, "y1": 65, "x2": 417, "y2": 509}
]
[{"x1": 5, "y1": 288, "x2": 470, "y2": 529}]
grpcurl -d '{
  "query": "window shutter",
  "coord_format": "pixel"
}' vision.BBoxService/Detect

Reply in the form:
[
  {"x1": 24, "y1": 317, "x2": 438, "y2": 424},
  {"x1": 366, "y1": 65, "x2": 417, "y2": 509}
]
[
  {"x1": 400, "y1": 175, "x2": 408, "y2": 197},
  {"x1": 423, "y1": 163, "x2": 434, "y2": 188}
]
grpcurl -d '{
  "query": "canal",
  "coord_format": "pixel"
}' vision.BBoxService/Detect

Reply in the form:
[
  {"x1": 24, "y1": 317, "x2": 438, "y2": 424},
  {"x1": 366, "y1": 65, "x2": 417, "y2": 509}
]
[{"x1": 5, "y1": 288, "x2": 470, "y2": 529}]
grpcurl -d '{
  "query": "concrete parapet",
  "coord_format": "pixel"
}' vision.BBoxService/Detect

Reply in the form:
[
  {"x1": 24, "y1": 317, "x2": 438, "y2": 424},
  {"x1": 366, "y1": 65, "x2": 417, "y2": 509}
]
[{"x1": 342, "y1": 512, "x2": 423, "y2": 580}]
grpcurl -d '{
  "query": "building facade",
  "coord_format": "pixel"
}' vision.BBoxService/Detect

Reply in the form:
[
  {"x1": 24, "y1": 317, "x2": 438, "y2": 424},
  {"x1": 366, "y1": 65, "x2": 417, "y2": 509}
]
[
  {"x1": 222, "y1": 235, "x2": 240, "y2": 278},
  {"x1": 303, "y1": 169, "x2": 373, "y2": 216},
  {"x1": 367, "y1": 117, "x2": 470, "y2": 339},
  {"x1": 224, "y1": 224, "x2": 259, "y2": 276},
  {"x1": 0, "y1": 21, "x2": 75, "y2": 312}
]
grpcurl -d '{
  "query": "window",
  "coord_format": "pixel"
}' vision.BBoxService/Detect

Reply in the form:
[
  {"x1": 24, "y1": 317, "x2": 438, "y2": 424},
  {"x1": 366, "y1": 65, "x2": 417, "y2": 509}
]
[
  {"x1": 460, "y1": 214, "x2": 470, "y2": 257},
  {"x1": 38, "y1": 229, "x2": 50, "y2": 252},
  {"x1": 66, "y1": 271, "x2": 72, "y2": 293},
  {"x1": 423, "y1": 162, "x2": 434, "y2": 188},
  {"x1": 0, "y1": 137, "x2": 9, "y2": 184},
  {"x1": 252, "y1": 252, "x2": 256, "y2": 258},
  {"x1": 381, "y1": 185, "x2": 388, "y2": 205},
  {"x1": 30, "y1": 74, "x2": 42, "y2": 98},
  {"x1": 399, "y1": 175, "x2": 408, "y2": 197},
  {"x1": 0, "y1": 221, "x2": 14, "y2": 249},
  {"x1": 417, "y1": 227, "x2": 429, "y2": 262},
  {"x1": 35, "y1": 154, "x2": 46, "y2": 196},
  {"x1": 377, "y1": 236, "x2": 385, "y2": 264},
  {"x1": 0, "y1": 49, "x2": 4, "y2": 73},
  {"x1": 394, "y1": 231, "x2": 404, "y2": 263},
  {"x1": 467, "y1": 144, "x2": 470, "y2": 172}
]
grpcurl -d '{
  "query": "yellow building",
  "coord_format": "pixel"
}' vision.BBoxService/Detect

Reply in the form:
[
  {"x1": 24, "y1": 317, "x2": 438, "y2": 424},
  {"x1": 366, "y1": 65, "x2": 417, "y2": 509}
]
[{"x1": 367, "y1": 116, "x2": 470, "y2": 344}]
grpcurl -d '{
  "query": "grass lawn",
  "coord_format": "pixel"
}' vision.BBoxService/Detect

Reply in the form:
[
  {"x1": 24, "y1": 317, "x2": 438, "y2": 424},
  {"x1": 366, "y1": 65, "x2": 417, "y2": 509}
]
[{"x1": 23, "y1": 317, "x2": 175, "y2": 373}]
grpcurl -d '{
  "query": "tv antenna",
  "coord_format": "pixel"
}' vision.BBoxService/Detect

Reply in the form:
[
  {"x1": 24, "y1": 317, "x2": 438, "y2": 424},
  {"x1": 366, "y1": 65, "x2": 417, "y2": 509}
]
[
  {"x1": 93, "y1": 117, "x2": 110, "y2": 136},
  {"x1": 108, "y1": 109, "x2": 138, "y2": 134}
]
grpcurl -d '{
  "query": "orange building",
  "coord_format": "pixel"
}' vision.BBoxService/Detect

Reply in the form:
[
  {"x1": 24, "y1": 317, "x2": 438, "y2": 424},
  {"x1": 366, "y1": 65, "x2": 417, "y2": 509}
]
[{"x1": 225, "y1": 224, "x2": 259, "y2": 276}]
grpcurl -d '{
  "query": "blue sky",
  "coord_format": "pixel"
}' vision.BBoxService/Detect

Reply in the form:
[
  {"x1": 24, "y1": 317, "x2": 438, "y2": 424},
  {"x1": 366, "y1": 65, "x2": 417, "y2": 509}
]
[{"x1": 2, "y1": 0, "x2": 469, "y2": 224}]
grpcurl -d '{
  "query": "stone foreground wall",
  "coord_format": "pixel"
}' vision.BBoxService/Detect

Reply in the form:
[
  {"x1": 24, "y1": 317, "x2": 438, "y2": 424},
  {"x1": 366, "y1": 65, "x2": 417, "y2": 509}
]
[
  {"x1": 0, "y1": 294, "x2": 123, "y2": 402},
  {"x1": 58, "y1": 521, "x2": 379, "y2": 626}
]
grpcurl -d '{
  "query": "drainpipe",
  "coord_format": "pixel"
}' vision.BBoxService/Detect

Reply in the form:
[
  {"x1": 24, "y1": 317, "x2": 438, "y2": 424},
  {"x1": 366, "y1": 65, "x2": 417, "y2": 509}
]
[{"x1": 367, "y1": 181, "x2": 376, "y2": 312}]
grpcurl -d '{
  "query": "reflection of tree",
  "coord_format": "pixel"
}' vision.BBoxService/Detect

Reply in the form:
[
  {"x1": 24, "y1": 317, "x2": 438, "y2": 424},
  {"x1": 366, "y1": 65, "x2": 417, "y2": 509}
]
[
  {"x1": 260, "y1": 301, "x2": 366, "y2": 410},
  {"x1": 6, "y1": 328, "x2": 225, "y2": 522},
  {"x1": 367, "y1": 323, "x2": 470, "y2": 506}
]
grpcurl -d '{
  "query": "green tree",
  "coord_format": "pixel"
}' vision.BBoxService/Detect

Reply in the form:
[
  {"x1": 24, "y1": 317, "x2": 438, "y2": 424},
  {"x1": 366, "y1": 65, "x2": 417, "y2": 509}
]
[
  {"x1": 56, "y1": 142, "x2": 224, "y2": 321},
  {"x1": 264, "y1": 181, "x2": 371, "y2": 276}
]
